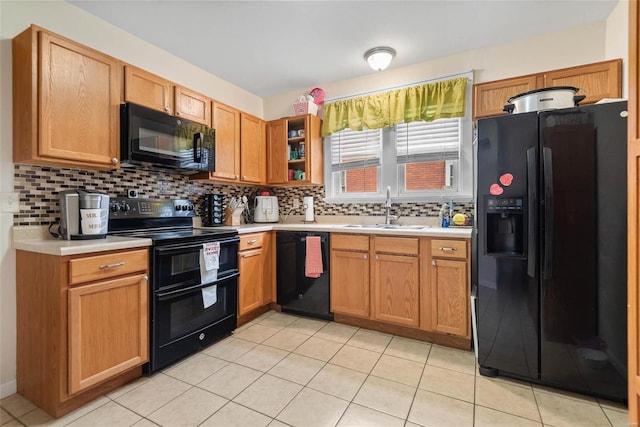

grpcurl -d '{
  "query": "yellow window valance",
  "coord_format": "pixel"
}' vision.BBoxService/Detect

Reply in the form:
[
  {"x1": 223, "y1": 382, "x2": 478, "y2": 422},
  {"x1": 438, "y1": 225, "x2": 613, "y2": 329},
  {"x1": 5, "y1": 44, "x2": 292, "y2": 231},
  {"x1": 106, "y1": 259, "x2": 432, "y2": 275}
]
[{"x1": 321, "y1": 77, "x2": 468, "y2": 137}]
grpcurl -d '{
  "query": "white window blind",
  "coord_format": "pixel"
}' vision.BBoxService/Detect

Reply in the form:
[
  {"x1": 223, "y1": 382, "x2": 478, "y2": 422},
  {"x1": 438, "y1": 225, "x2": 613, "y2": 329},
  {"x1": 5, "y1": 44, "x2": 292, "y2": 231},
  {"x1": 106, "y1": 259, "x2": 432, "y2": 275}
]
[
  {"x1": 396, "y1": 118, "x2": 461, "y2": 164},
  {"x1": 330, "y1": 128, "x2": 382, "y2": 172}
]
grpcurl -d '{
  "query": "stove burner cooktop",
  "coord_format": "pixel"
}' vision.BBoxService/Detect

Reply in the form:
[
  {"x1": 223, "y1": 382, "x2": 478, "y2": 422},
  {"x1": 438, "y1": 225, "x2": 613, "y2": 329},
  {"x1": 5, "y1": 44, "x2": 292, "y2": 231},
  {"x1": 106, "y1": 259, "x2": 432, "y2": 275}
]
[{"x1": 108, "y1": 197, "x2": 237, "y2": 244}]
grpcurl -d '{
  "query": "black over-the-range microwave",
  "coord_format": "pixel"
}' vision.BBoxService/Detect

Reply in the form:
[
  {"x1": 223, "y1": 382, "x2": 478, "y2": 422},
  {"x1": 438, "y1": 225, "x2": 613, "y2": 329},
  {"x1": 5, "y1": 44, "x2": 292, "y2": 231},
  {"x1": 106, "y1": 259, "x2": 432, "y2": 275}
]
[{"x1": 120, "y1": 102, "x2": 215, "y2": 173}]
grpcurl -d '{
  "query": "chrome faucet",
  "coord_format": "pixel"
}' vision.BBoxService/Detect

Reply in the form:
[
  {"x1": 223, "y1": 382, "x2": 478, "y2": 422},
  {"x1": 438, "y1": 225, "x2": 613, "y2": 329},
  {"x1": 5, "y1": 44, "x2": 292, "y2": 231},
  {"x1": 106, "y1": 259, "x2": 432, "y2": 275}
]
[{"x1": 384, "y1": 186, "x2": 399, "y2": 225}]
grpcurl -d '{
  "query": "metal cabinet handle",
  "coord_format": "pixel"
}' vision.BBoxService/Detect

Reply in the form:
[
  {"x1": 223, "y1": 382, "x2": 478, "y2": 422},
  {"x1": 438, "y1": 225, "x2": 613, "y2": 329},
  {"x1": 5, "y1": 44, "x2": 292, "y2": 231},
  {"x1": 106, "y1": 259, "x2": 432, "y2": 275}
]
[
  {"x1": 111, "y1": 157, "x2": 119, "y2": 164},
  {"x1": 99, "y1": 261, "x2": 125, "y2": 270},
  {"x1": 363, "y1": 254, "x2": 368, "y2": 260},
  {"x1": 432, "y1": 260, "x2": 436, "y2": 266},
  {"x1": 438, "y1": 247, "x2": 456, "y2": 252},
  {"x1": 143, "y1": 275, "x2": 148, "y2": 281},
  {"x1": 247, "y1": 239, "x2": 257, "y2": 245},
  {"x1": 164, "y1": 106, "x2": 170, "y2": 113},
  {"x1": 176, "y1": 111, "x2": 181, "y2": 116},
  {"x1": 242, "y1": 176, "x2": 247, "y2": 180}
]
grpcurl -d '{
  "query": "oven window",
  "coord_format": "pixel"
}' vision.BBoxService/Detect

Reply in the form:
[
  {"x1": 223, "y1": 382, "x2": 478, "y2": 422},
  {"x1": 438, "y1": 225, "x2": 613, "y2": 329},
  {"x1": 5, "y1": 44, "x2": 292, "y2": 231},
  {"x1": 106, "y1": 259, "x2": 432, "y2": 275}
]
[
  {"x1": 156, "y1": 277, "x2": 236, "y2": 347},
  {"x1": 171, "y1": 252, "x2": 199, "y2": 276}
]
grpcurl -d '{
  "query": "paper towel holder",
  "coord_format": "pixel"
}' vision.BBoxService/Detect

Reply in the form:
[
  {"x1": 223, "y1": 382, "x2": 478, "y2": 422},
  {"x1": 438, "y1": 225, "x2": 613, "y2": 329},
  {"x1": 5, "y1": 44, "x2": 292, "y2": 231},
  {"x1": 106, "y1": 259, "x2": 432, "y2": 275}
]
[{"x1": 302, "y1": 195, "x2": 316, "y2": 223}]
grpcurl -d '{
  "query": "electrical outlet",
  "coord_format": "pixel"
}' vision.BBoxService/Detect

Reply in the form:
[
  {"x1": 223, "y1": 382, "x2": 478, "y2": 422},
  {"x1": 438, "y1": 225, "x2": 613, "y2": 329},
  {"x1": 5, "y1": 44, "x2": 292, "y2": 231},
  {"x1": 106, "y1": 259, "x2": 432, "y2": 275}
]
[
  {"x1": 292, "y1": 198, "x2": 300, "y2": 209},
  {"x1": 0, "y1": 192, "x2": 20, "y2": 213}
]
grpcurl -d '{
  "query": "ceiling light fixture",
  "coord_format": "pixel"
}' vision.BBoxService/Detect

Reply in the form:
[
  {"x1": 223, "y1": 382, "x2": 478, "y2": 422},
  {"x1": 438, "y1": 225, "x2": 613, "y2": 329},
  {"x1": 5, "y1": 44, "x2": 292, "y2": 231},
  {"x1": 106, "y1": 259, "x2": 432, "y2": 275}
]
[{"x1": 364, "y1": 46, "x2": 396, "y2": 71}]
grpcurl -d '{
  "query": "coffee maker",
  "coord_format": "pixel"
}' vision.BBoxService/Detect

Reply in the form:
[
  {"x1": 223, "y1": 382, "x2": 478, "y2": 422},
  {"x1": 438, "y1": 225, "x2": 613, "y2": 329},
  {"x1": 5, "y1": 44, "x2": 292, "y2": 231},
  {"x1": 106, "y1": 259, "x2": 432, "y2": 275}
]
[{"x1": 59, "y1": 190, "x2": 110, "y2": 240}]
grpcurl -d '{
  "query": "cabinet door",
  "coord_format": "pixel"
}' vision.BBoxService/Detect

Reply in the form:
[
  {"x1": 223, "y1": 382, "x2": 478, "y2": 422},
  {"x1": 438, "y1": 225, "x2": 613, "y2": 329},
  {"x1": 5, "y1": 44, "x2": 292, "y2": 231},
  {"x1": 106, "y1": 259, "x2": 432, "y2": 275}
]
[
  {"x1": 429, "y1": 258, "x2": 469, "y2": 337},
  {"x1": 544, "y1": 59, "x2": 622, "y2": 105},
  {"x1": 240, "y1": 113, "x2": 266, "y2": 184},
  {"x1": 212, "y1": 102, "x2": 241, "y2": 181},
  {"x1": 175, "y1": 86, "x2": 211, "y2": 126},
  {"x1": 238, "y1": 248, "x2": 264, "y2": 316},
  {"x1": 68, "y1": 273, "x2": 148, "y2": 394},
  {"x1": 39, "y1": 31, "x2": 120, "y2": 167},
  {"x1": 124, "y1": 66, "x2": 173, "y2": 114},
  {"x1": 473, "y1": 76, "x2": 539, "y2": 119},
  {"x1": 372, "y1": 253, "x2": 419, "y2": 327},
  {"x1": 266, "y1": 119, "x2": 288, "y2": 184},
  {"x1": 330, "y1": 249, "x2": 370, "y2": 318}
]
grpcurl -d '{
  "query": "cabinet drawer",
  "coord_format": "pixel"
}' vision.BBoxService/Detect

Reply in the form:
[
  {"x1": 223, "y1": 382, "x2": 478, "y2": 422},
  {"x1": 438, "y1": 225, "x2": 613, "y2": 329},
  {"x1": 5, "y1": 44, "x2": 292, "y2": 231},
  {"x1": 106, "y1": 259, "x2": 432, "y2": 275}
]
[
  {"x1": 69, "y1": 249, "x2": 148, "y2": 285},
  {"x1": 239, "y1": 233, "x2": 264, "y2": 251},
  {"x1": 332, "y1": 234, "x2": 369, "y2": 251},
  {"x1": 374, "y1": 236, "x2": 419, "y2": 255},
  {"x1": 431, "y1": 239, "x2": 468, "y2": 259}
]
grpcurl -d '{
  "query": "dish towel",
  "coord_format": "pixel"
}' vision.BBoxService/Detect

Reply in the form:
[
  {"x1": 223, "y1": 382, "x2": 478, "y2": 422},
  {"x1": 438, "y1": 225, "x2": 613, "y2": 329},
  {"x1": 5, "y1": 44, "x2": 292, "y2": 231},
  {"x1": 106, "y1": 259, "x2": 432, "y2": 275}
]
[
  {"x1": 305, "y1": 236, "x2": 323, "y2": 278},
  {"x1": 200, "y1": 242, "x2": 220, "y2": 308}
]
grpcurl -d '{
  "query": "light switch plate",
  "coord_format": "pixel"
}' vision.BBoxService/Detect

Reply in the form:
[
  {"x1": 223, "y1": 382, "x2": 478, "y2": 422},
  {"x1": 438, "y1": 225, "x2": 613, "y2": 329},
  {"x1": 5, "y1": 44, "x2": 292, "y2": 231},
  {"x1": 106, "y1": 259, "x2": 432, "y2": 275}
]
[
  {"x1": 292, "y1": 198, "x2": 300, "y2": 209},
  {"x1": 0, "y1": 192, "x2": 20, "y2": 213}
]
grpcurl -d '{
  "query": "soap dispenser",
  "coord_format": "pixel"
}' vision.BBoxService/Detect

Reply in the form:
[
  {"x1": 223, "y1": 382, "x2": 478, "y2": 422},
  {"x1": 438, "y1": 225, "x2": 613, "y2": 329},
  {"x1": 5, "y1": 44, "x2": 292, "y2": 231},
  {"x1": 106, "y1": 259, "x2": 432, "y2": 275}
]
[{"x1": 440, "y1": 203, "x2": 450, "y2": 228}]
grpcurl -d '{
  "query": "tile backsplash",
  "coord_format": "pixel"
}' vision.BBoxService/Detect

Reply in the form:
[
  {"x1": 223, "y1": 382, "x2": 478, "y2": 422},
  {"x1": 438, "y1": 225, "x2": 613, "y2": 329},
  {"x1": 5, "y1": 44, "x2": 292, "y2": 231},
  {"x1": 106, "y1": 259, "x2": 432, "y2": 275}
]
[{"x1": 13, "y1": 164, "x2": 474, "y2": 226}]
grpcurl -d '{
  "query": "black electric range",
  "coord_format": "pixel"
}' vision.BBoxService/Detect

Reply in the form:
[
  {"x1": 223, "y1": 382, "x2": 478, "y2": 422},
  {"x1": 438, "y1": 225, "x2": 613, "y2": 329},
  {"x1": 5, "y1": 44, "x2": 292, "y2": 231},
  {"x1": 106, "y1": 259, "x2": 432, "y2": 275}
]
[{"x1": 109, "y1": 198, "x2": 240, "y2": 373}]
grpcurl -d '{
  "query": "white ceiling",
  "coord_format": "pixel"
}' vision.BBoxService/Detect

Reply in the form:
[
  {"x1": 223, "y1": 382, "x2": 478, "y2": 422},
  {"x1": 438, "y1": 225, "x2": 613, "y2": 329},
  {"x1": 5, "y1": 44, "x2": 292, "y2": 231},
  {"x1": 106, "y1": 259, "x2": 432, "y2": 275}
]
[{"x1": 68, "y1": 0, "x2": 619, "y2": 98}]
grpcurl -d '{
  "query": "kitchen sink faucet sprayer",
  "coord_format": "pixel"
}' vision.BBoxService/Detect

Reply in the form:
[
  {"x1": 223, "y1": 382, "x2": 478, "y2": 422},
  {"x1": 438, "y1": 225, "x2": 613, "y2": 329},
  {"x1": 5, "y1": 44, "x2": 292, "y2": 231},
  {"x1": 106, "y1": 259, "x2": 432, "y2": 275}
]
[{"x1": 385, "y1": 186, "x2": 398, "y2": 225}]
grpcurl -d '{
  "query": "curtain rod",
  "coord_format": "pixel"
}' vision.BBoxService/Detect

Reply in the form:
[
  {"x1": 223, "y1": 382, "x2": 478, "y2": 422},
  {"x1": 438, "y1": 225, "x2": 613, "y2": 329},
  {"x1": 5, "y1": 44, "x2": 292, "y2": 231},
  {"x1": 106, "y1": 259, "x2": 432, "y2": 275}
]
[{"x1": 323, "y1": 70, "x2": 474, "y2": 103}]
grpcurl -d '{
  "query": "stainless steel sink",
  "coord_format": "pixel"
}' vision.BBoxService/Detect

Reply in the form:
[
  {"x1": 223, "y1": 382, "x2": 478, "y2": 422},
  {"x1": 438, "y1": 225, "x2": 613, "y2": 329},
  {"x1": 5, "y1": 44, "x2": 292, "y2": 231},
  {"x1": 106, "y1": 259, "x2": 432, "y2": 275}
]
[{"x1": 341, "y1": 224, "x2": 431, "y2": 230}]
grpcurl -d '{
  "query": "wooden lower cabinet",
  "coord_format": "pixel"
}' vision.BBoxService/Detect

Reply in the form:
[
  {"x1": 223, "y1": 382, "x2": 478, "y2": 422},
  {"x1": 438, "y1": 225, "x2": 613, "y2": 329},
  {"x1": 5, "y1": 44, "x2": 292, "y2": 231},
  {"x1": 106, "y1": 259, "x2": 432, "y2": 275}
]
[
  {"x1": 16, "y1": 247, "x2": 149, "y2": 418},
  {"x1": 329, "y1": 233, "x2": 471, "y2": 343},
  {"x1": 421, "y1": 238, "x2": 470, "y2": 338},
  {"x1": 330, "y1": 234, "x2": 370, "y2": 318},
  {"x1": 68, "y1": 273, "x2": 148, "y2": 394},
  {"x1": 372, "y1": 253, "x2": 420, "y2": 327},
  {"x1": 371, "y1": 236, "x2": 420, "y2": 327},
  {"x1": 238, "y1": 232, "x2": 274, "y2": 321}
]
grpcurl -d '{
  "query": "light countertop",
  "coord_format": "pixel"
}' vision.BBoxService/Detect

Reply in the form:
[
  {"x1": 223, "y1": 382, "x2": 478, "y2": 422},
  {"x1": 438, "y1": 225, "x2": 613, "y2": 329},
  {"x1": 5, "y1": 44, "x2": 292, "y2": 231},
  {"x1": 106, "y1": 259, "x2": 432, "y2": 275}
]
[
  {"x1": 13, "y1": 217, "x2": 471, "y2": 256},
  {"x1": 12, "y1": 226, "x2": 152, "y2": 256}
]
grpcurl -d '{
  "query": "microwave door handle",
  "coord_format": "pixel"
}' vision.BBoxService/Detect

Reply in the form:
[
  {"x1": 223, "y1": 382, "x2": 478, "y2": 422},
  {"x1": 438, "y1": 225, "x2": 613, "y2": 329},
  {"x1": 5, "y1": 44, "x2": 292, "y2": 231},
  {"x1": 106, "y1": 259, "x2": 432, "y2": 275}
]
[{"x1": 193, "y1": 132, "x2": 203, "y2": 163}]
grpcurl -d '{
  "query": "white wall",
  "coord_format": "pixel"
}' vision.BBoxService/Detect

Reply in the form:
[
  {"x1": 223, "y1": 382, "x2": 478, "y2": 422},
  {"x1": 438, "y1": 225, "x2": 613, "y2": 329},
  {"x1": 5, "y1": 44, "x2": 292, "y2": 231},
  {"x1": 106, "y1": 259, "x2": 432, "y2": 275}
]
[
  {"x1": 0, "y1": 0, "x2": 264, "y2": 398},
  {"x1": 606, "y1": 0, "x2": 629, "y2": 97},
  {"x1": 264, "y1": 21, "x2": 612, "y2": 120}
]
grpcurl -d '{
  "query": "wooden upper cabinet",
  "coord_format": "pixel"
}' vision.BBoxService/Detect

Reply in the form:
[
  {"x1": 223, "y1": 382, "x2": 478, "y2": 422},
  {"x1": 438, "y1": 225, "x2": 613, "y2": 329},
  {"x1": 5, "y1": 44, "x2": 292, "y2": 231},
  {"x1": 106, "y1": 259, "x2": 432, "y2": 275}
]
[
  {"x1": 12, "y1": 26, "x2": 121, "y2": 169},
  {"x1": 174, "y1": 85, "x2": 211, "y2": 126},
  {"x1": 211, "y1": 101, "x2": 241, "y2": 181},
  {"x1": 240, "y1": 113, "x2": 266, "y2": 184},
  {"x1": 544, "y1": 59, "x2": 622, "y2": 105},
  {"x1": 266, "y1": 114, "x2": 323, "y2": 186},
  {"x1": 124, "y1": 65, "x2": 173, "y2": 114},
  {"x1": 473, "y1": 75, "x2": 539, "y2": 119},
  {"x1": 266, "y1": 119, "x2": 288, "y2": 184},
  {"x1": 473, "y1": 59, "x2": 623, "y2": 119}
]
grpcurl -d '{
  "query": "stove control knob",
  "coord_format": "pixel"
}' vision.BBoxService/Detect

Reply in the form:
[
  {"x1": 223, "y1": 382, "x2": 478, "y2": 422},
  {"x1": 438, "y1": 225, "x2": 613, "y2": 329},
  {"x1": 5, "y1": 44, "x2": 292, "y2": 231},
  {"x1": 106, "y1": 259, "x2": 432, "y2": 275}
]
[
  {"x1": 120, "y1": 204, "x2": 131, "y2": 212},
  {"x1": 110, "y1": 204, "x2": 119, "y2": 213}
]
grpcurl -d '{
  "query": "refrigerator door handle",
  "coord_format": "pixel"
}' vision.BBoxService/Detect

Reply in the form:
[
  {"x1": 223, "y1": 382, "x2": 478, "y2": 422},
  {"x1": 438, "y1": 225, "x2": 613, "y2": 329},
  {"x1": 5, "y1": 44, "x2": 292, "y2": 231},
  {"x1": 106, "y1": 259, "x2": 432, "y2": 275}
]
[
  {"x1": 542, "y1": 146, "x2": 553, "y2": 280},
  {"x1": 526, "y1": 147, "x2": 537, "y2": 278}
]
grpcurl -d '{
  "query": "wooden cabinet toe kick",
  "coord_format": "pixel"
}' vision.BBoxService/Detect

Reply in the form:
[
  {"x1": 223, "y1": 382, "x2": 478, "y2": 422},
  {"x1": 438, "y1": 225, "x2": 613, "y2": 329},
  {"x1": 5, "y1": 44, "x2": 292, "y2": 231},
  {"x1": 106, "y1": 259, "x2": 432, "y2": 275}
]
[{"x1": 333, "y1": 313, "x2": 472, "y2": 351}]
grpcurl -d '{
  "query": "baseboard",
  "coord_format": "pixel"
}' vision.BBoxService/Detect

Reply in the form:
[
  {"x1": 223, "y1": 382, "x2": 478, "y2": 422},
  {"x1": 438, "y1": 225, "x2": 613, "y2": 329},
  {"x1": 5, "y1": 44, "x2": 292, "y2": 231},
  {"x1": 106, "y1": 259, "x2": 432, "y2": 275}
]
[{"x1": 0, "y1": 379, "x2": 17, "y2": 398}]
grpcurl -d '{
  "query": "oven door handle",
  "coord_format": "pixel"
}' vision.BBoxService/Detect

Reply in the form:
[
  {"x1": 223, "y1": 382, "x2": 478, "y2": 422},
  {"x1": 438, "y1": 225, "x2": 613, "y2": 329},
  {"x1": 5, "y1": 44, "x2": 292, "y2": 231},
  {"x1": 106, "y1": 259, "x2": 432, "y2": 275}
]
[
  {"x1": 155, "y1": 237, "x2": 240, "y2": 254},
  {"x1": 156, "y1": 272, "x2": 239, "y2": 301}
]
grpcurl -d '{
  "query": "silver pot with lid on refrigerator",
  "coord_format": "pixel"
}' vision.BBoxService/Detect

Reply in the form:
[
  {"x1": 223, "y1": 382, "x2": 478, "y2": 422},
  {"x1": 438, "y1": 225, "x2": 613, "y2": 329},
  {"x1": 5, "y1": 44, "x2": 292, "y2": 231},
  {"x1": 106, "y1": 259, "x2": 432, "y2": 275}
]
[{"x1": 503, "y1": 86, "x2": 586, "y2": 114}]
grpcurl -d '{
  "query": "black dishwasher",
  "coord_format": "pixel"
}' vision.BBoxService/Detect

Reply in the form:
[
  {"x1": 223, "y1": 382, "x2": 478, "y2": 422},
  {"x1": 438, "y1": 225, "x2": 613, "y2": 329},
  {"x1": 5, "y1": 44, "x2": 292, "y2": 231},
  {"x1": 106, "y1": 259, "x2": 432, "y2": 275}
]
[{"x1": 276, "y1": 231, "x2": 333, "y2": 320}]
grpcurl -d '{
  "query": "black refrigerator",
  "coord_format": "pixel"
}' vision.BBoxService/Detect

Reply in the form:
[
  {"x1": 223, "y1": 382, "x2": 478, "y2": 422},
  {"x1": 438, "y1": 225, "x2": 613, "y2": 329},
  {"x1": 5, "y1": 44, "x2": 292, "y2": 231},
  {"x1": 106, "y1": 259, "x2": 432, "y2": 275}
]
[{"x1": 475, "y1": 101, "x2": 627, "y2": 402}]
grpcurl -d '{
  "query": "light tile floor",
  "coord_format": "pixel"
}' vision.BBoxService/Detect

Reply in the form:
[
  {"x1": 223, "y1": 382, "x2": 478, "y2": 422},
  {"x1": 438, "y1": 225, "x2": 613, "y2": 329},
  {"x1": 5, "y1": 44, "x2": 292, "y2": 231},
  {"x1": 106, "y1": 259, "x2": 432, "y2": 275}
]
[{"x1": 1, "y1": 310, "x2": 629, "y2": 426}]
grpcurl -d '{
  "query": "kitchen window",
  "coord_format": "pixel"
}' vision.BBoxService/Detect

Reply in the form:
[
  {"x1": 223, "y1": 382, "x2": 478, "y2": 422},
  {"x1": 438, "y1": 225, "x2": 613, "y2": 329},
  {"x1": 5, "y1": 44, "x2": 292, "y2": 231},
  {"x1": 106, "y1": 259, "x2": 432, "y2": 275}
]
[{"x1": 323, "y1": 73, "x2": 473, "y2": 203}]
